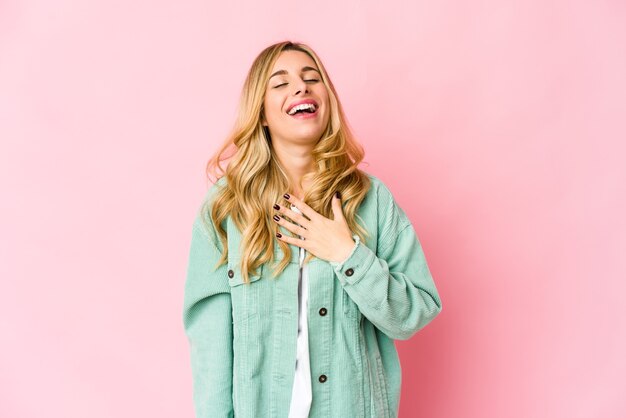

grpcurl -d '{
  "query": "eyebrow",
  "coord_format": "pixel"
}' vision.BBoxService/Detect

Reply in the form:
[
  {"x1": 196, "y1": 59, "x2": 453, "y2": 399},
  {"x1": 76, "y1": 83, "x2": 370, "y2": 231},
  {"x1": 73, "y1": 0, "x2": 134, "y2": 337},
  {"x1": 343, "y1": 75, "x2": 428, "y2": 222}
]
[{"x1": 269, "y1": 66, "x2": 321, "y2": 79}]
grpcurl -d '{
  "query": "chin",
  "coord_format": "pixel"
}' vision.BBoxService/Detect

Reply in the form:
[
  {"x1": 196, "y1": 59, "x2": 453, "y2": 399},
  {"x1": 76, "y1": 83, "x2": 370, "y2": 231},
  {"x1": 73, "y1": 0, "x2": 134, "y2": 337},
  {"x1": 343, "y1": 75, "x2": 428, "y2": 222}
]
[{"x1": 293, "y1": 131, "x2": 325, "y2": 143}]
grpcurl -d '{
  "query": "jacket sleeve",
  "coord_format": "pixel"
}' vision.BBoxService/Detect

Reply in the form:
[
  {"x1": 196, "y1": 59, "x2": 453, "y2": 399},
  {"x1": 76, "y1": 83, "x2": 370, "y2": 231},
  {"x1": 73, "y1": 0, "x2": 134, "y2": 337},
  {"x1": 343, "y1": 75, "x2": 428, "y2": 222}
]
[
  {"x1": 330, "y1": 185, "x2": 443, "y2": 341},
  {"x1": 182, "y1": 212, "x2": 233, "y2": 418}
]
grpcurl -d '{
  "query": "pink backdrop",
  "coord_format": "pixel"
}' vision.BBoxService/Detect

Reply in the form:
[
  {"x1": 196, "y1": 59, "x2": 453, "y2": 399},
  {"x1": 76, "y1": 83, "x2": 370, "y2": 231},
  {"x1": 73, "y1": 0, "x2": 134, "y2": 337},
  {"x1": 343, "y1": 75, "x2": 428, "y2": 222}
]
[{"x1": 1, "y1": 1, "x2": 625, "y2": 417}]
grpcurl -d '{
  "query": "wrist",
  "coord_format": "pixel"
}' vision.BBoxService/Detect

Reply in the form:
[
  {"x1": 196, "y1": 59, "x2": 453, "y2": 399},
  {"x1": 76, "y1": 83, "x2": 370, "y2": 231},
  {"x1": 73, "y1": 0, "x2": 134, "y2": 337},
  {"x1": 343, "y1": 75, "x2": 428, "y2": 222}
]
[{"x1": 329, "y1": 234, "x2": 360, "y2": 266}]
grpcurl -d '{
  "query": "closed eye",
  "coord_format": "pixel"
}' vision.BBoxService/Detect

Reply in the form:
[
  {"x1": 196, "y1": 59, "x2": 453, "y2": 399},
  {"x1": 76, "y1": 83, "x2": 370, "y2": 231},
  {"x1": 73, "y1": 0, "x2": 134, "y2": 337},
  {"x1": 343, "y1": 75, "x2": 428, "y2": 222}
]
[{"x1": 274, "y1": 79, "x2": 320, "y2": 88}]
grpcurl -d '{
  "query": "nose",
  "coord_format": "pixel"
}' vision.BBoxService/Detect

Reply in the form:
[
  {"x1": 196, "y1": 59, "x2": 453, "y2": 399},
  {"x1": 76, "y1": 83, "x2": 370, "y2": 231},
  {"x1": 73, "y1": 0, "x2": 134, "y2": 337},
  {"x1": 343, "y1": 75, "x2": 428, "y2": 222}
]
[{"x1": 293, "y1": 78, "x2": 309, "y2": 96}]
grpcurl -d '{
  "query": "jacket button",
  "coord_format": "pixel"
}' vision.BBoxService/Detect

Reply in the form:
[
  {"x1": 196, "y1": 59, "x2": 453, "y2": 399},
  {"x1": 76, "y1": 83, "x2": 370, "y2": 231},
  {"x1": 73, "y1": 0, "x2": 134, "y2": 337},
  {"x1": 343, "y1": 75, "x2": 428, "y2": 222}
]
[
  {"x1": 228, "y1": 269, "x2": 234, "y2": 278},
  {"x1": 345, "y1": 268, "x2": 354, "y2": 276},
  {"x1": 318, "y1": 374, "x2": 327, "y2": 383},
  {"x1": 318, "y1": 307, "x2": 327, "y2": 316}
]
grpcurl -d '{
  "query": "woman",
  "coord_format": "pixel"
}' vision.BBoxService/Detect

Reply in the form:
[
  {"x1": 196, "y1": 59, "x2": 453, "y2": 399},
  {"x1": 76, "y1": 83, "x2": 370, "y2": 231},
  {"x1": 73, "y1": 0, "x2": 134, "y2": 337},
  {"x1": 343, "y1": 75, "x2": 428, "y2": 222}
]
[{"x1": 183, "y1": 41, "x2": 443, "y2": 418}]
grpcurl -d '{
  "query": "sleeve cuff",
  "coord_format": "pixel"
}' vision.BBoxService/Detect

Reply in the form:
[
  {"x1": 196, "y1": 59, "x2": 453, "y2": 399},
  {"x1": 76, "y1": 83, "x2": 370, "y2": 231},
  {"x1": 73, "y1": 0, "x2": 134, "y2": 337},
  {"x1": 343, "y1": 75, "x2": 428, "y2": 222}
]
[{"x1": 329, "y1": 234, "x2": 361, "y2": 271}]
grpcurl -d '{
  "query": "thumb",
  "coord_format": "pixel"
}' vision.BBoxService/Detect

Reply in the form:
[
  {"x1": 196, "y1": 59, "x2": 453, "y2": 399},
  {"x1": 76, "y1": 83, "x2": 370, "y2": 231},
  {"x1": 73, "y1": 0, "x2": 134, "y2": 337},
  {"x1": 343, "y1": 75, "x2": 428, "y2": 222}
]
[{"x1": 332, "y1": 191, "x2": 345, "y2": 221}]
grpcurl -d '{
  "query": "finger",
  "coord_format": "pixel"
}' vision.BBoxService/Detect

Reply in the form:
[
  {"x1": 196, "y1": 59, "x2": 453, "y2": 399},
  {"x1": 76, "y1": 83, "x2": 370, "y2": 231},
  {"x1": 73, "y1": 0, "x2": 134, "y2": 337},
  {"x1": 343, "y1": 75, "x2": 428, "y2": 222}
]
[
  {"x1": 272, "y1": 212, "x2": 308, "y2": 237},
  {"x1": 331, "y1": 191, "x2": 345, "y2": 221},
  {"x1": 274, "y1": 202, "x2": 309, "y2": 228},
  {"x1": 275, "y1": 231, "x2": 306, "y2": 249},
  {"x1": 282, "y1": 193, "x2": 320, "y2": 222}
]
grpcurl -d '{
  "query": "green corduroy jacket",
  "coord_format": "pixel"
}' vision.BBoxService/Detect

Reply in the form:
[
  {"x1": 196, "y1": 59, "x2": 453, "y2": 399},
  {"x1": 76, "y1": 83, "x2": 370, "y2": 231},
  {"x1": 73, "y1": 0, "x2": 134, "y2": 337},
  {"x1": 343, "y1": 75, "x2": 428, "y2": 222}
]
[{"x1": 182, "y1": 173, "x2": 443, "y2": 418}]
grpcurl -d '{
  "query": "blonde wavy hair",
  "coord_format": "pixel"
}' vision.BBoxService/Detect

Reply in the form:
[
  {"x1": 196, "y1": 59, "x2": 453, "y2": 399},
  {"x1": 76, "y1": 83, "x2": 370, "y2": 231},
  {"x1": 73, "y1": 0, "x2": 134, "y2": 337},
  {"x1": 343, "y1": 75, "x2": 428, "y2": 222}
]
[{"x1": 201, "y1": 40, "x2": 371, "y2": 283}]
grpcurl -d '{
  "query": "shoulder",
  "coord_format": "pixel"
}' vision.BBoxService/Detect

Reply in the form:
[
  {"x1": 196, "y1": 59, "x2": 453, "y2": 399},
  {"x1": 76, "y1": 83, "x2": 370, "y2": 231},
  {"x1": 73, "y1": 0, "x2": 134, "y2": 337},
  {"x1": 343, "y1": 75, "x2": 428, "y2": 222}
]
[
  {"x1": 192, "y1": 176, "x2": 228, "y2": 245},
  {"x1": 361, "y1": 172, "x2": 412, "y2": 245},
  {"x1": 363, "y1": 173, "x2": 406, "y2": 218},
  {"x1": 198, "y1": 176, "x2": 228, "y2": 210},
  {"x1": 363, "y1": 172, "x2": 393, "y2": 202},
  {"x1": 206, "y1": 176, "x2": 228, "y2": 198}
]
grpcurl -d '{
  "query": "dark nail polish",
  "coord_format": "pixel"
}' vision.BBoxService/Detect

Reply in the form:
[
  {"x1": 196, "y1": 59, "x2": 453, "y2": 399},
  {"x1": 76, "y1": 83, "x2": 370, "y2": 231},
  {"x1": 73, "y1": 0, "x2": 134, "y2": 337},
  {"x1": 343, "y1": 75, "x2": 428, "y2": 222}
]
[
  {"x1": 283, "y1": 193, "x2": 290, "y2": 200},
  {"x1": 273, "y1": 204, "x2": 280, "y2": 210},
  {"x1": 336, "y1": 191, "x2": 341, "y2": 199},
  {"x1": 276, "y1": 232, "x2": 282, "y2": 238},
  {"x1": 273, "y1": 214, "x2": 280, "y2": 222}
]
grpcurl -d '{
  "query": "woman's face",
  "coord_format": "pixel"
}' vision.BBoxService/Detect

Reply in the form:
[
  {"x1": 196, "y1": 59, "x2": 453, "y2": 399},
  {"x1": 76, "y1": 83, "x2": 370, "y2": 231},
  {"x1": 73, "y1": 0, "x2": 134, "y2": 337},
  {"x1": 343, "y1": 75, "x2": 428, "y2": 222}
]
[{"x1": 262, "y1": 50, "x2": 330, "y2": 145}]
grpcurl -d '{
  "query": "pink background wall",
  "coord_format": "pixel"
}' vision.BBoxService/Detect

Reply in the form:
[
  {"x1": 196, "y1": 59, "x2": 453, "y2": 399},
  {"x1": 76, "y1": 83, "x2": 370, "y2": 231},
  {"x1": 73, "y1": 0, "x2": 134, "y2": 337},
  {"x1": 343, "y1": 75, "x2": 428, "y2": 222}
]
[{"x1": 1, "y1": 1, "x2": 625, "y2": 417}]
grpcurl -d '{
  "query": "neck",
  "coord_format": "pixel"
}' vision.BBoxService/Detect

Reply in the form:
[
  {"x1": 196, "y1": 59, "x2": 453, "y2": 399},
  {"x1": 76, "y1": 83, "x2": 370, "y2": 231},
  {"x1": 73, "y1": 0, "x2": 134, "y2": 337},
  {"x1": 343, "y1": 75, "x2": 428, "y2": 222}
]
[{"x1": 271, "y1": 142, "x2": 315, "y2": 200}]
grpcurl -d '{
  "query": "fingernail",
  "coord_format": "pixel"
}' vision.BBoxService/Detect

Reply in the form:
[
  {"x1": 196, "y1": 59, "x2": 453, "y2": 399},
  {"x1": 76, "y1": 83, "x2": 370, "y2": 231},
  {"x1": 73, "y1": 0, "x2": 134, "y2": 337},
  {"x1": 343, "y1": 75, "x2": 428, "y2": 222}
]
[
  {"x1": 276, "y1": 232, "x2": 282, "y2": 238},
  {"x1": 283, "y1": 193, "x2": 290, "y2": 200},
  {"x1": 273, "y1": 204, "x2": 280, "y2": 210},
  {"x1": 273, "y1": 214, "x2": 280, "y2": 222},
  {"x1": 335, "y1": 191, "x2": 341, "y2": 199}
]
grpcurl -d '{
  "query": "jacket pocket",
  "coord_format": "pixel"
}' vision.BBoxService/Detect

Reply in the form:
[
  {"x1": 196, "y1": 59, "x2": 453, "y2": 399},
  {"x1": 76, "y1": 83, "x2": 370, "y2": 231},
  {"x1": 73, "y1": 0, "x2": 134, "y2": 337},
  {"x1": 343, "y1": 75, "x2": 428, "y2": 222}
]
[
  {"x1": 227, "y1": 261, "x2": 263, "y2": 325},
  {"x1": 342, "y1": 289, "x2": 362, "y2": 322}
]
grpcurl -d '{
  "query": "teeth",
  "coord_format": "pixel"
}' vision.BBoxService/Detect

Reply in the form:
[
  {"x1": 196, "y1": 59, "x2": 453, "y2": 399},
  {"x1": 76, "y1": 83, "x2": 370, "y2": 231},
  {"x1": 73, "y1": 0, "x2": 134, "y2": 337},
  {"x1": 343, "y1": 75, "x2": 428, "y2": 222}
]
[{"x1": 288, "y1": 103, "x2": 316, "y2": 115}]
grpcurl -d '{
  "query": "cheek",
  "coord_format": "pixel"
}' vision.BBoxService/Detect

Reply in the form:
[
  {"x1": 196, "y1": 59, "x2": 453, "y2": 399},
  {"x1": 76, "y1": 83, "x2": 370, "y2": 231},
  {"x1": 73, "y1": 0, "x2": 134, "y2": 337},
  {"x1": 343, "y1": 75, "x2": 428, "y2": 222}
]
[
  {"x1": 320, "y1": 92, "x2": 330, "y2": 113},
  {"x1": 322, "y1": 96, "x2": 331, "y2": 119},
  {"x1": 264, "y1": 97, "x2": 283, "y2": 120}
]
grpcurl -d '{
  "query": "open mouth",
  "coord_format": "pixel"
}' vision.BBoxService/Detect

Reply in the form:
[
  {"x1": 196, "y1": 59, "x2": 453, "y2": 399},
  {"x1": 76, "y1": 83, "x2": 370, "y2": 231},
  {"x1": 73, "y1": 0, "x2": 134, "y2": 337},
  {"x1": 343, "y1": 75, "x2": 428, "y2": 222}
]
[{"x1": 287, "y1": 104, "x2": 319, "y2": 119}]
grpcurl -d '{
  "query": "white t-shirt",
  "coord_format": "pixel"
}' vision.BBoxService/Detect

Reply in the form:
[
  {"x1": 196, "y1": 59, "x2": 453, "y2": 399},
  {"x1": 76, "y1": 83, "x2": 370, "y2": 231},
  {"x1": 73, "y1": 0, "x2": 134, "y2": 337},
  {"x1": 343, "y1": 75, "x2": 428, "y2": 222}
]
[{"x1": 287, "y1": 204, "x2": 312, "y2": 418}]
